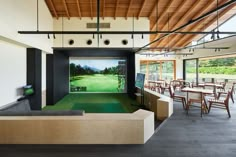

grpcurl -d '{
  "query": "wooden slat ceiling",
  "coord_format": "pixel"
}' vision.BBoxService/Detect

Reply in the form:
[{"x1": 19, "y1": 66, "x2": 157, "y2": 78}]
[{"x1": 45, "y1": 0, "x2": 236, "y2": 50}]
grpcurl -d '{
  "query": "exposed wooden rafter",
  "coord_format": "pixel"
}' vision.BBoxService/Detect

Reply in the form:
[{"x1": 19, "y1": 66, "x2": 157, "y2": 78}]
[
  {"x1": 151, "y1": 0, "x2": 188, "y2": 45},
  {"x1": 62, "y1": 0, "x2": 70, "y2": 19},
  {"x1": 163, "y1": 0, "x2": 218, "y2": 48},
  {"x1": 151, "y1": 0, "x2": 175, "y2": 31},
  {"x1": 137, "y1": 0, "x2": 147, "y2": 19},
  {"x1": 76, "y1": 0, "x2": 82, "y2": 19},
  {"x1": 148, "y1": 0, "x2": 158, "y2": 20},
  {"x1": 48, "y1": 0, "x2": 58, "y2": 19},
  {"x1": 114, "y1": 0, "x2": 119, "y2": 20},
  {"x1": 126, "y1": 0, "x2": 133, "y2": 20},
  {"x1": 174, "y1": 3, "x2": 236, "y2": 48},
  {"x1": 103, "y1": 0, "x2": 105, "y2": 20},
  {"x1": 154, "y1": 0, "x2": 203, "y2": 47},
  {"x1": 90, "y1": 0, "x2": 93, "y2": 19}
]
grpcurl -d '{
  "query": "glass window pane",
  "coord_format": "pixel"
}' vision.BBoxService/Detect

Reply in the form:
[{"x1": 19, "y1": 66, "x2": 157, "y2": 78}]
[
  {"x1": 162, "y1": 61, "x2": 174, "y2": 82},
  {"x1": 185, "y1": 59, "x2": 197, "y2": 82},
  {"x1": 140, "y1": 60, "x2": 175, "y2": 86},
  {"x1": 199, "y1": 56, "x2": 236, "y2": 83}
]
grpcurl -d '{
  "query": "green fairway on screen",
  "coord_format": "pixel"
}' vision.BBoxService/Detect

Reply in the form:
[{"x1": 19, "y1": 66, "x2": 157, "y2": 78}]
[{"x1": 70, "y1": 58, "x2": 127, "y2": 93}]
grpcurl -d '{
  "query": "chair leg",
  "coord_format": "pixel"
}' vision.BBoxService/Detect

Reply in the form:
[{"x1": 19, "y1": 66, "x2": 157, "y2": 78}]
[
  {"x1": 181, "y1": 98, "x2": 185, "y2": 109},
  {"x1": 186, "y1": 102, "x2": 189, "y2": 115},
  {"x1": 186, "y1": 101, "x2": 190, "y2": 115},
  {"x1": 208, "y1": 102, "x2": 212, "y2": 113},
  {"x1": 226, "y1": 105, "x2": 231, "y2": 118},
  {"x1": 201, "y1": 103, "x2": 203, "y2": 117},
  {"x1": 230, "y1": 93, "x2": 234, "y2": 103},
  {"x1": 183, "y1": 99, "x2": 187, "y2": 110},
  {"x1": 203, "y1": 98, "x2": 208, "y2": 111}
]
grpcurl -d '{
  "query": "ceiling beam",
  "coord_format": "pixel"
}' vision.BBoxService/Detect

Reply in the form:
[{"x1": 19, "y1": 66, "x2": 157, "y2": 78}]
[
  {"x1": 148, "y1": 0, "x2": 158, "y2": 20},
  {"x1": 137, "y1": 0, "x2": 147, "y2": 19},
  {"x1": 114, "y1": 0, "x2": 119, "y2": 20},
  {"x1": 136, "y1": 0, "x2": 236, "y2": 52},
  {"x1": 168, "y1": 0, "x2": 223, "y2": 48},
  {"x1": 62, "y1": 0, "x2": 70, "y2": 19},
  {"x1": 90, "y1": 0, "x2": 93, "y2": 19},
  {"x1": 175, "y1": 3, "x2": 236, "y2": 48},
  {"x1": 151, "y1": 0, "x2": 188, "y2": 46},
  {"x1": 126, "y1": 0, "x2": 133, "y2": 20},
  {"x1": 151, "y1": 0, "x2": 175, "y2": 31},
  {"x1": 154, "y1": 0, "x2": 207, "y2": 47},
  {"x1": 76, "y1": 0, "x2": 82, "y2": 19},
  {"x1": 48, "y1": 0, "x2": 58, "y2": 19},
  {"x1": 103, "y1": 0, "x2": 105, "y2": 20}
]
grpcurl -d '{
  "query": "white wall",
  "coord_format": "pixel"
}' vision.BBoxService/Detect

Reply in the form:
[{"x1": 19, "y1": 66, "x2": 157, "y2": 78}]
[
  {"x1": 0, "y1": 40, "x2": 26, "y2": 107},
  {"x1": 0, "y1": 0, "x2": 53, "y2": 53},
  {"x1": 53, "y1": 17, "x2": 150, "y2": 48}
]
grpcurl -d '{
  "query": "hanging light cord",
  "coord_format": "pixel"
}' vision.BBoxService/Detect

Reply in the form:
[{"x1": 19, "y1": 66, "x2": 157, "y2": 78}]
[
  {"x1": 156, "y1": 0, "x2": 158, "y2": 31},
  {"x1": 167, "y1": 13, "x2": 170, "y2": 52},
  {"x1": 217, "y1": 0, "x2": 220, "y2": 38},
  {"x1": 62, "y1": 17, "x2": 64, "y2": 47},
  {"x1": 37, "y1": 0, "x2": 39, "y2": 31}
]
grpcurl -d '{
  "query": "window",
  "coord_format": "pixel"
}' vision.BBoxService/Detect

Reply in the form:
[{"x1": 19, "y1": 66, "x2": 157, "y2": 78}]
[
  {"x1": 199, "y1": 55, "x2": 236, "y2": 83},
  {"x1": 184, "y1": 59, "x2": 198, "y2": 83},
  {"x1": 184, "y1": 55, "x2": 236, "y2": 83},
  {"x1": 140, "y1": 60, "x2": 175, "y2": 85}
]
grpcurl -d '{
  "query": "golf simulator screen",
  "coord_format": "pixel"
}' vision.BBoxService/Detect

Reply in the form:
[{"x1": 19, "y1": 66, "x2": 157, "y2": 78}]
[{"x1": 69, "y1": 57, "x2": 127, "y2": 93}]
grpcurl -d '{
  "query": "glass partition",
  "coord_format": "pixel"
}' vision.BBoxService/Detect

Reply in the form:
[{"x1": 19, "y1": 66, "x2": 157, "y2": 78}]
[
  {"x1": 162, "y1": 61, "x2": 174, "y2": 82},
  {"x1": 199, "y1": 55, "x2": 236, "y2": 83},
  {"x1": 184, "y1": 59, "x2": 198, "y2": 83},
  {"x1": 140, "y1": 60, "x2": 175, "y2": 86},
  {"x1": 184, "y1": 55, "x2": 236, "y2": 84}
]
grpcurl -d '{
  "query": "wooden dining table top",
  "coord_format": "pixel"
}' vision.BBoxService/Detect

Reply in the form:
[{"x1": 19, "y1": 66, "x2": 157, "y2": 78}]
[
  {"x1": 181, "y1": 87, "x2": 213, "y2": 94},
  {"x1": 198, "y1": 83, "x2": 223, "y2": 88}
]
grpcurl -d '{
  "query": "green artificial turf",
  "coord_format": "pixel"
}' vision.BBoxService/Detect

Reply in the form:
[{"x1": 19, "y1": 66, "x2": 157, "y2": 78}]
[
  {"x1": 70, "y1": 74, "x2": 123, "y2": 92},
  {"x1": 43, "y1": 93, "x2": 140, "y2": 113},
  {"x1": 72, "y1": 103, "x2": 126, "y2": 113}
]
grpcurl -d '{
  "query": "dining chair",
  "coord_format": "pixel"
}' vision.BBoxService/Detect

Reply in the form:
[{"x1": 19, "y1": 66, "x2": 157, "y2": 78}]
[
  {"x1": 160, "y1": 80, "x2": 170, "y2": 94},
  {"x1": 169, "y1": 85, "x2": 186, "y2": 109},
  {"x1": 208, "y1": 91, "x2": 231, "y2": 117},
  {"x1": 170, "y1": 80, "x2": 182, "y2": 91},
  {"x1": 216, "y1": 82, "x2": 226, "y2": 91},
  {"x1": 217, "y1": 84, "x2": 234, "y2": 103},
  {"x1": 186, "y1": 91, "x2": 208, "y2": 117}
]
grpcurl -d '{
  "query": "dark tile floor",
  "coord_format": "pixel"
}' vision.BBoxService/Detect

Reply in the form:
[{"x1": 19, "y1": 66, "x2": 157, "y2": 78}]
[{"x1": 1, "y1": 98, "x2": 236, "y2": 157}]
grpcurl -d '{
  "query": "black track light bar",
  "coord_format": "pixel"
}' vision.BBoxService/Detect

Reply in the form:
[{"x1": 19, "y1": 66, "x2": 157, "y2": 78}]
[{"x1": 18, "y1": 30, "x2": 236, "y2": 35}]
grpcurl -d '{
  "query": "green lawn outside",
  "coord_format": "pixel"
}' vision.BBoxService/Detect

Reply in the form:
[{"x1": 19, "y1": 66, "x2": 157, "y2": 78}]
[{"x1": 70, "y1": 74, "x2": 123, "y2": 92}]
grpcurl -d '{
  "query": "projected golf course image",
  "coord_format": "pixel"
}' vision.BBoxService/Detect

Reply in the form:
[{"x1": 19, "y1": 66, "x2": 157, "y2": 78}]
[{"x1": 70, "y1": 59, "x2": 127, "y2": 93}]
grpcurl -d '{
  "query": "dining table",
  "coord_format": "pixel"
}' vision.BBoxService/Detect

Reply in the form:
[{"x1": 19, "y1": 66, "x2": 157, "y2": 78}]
[
  {"x1": 181, "y1": 87, "x2": 214, "y2": 115},
  {"x1": 198, "y1": 83, "x2": 224, "y2": 92}
]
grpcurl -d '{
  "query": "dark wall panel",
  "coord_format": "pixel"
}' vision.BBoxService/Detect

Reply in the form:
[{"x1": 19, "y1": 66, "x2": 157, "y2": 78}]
[
  {"x1": 46, "y1": 54, "x2": 54, "y2": 105},
  {"x1": 27, "y1": 48, "x2": 42, "y2": 110},
  {"x1": 53, "y1": 52, "x2": 69, "y2": 103},
  {"x1": 46, "y1": 52, "x2": 69, "y2": 105},
  {"x1": 127, "y1": 52, "x2": 135, "y2": 98}
]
